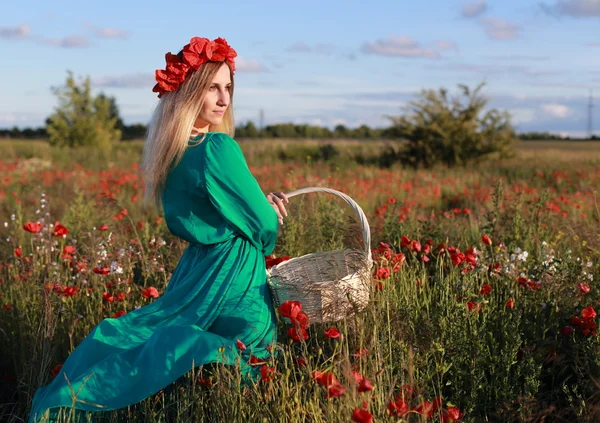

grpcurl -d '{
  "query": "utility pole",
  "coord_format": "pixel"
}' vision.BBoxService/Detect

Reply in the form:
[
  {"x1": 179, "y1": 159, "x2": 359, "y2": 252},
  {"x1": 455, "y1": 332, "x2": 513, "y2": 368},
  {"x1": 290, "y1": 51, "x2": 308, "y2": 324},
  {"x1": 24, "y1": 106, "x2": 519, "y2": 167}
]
[
  {"x1": 588, "y1": 89, "x2": 594, "y2": 139},
  {"x1": 259, "y1": 109, "x2": 264, "y2": 138}
]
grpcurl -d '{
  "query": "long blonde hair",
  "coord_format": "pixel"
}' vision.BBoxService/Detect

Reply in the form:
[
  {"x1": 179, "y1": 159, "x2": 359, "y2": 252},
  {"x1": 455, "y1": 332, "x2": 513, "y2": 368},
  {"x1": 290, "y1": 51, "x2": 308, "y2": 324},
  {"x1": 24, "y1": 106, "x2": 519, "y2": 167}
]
[{"x1": 141, "y1": 60, "x2": 235, "y2": 210}]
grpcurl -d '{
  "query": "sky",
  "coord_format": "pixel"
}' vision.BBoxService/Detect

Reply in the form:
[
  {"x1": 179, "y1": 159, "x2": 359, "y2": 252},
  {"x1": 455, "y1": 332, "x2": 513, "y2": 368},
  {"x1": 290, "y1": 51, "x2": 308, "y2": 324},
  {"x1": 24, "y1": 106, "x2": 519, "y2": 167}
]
[{"x1": 1, "y1": 0, "x2": 600, "y2": 136}]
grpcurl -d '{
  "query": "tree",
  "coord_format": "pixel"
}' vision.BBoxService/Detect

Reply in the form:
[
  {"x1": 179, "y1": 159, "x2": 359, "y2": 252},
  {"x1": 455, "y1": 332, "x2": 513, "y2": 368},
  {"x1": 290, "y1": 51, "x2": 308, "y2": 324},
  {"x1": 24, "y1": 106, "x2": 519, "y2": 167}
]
[
  {"x1": 97, "y1": 93, "x2": 125, "y2": 131},
  {"x1": 46, "y1": 71, "x2": 121, "y2": 151},
  {"x1": 333, "y1": 124, "x2": 349, "y2": 139},
  {"x1": 387, "y1": 82, "x2": 517, "y2": 168},
  {"x1": 245, "y1": 121, "x2": 259, "y2": 138}
]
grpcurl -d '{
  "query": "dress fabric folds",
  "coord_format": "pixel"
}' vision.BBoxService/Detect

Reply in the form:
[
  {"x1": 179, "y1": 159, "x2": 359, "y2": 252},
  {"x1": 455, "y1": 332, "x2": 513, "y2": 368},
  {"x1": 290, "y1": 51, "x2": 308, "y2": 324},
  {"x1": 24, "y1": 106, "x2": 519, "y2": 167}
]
[{"x1": 29, "y1": 132, "x2": 279, "y2": 422}]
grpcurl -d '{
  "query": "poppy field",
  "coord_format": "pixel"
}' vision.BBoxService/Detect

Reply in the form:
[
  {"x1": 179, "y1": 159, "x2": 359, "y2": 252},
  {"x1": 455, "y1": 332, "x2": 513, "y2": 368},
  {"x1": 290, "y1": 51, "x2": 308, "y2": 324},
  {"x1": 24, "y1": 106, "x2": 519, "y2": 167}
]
[{"x1": 1, "y1": 139, "x2": 600, "y2": 422}]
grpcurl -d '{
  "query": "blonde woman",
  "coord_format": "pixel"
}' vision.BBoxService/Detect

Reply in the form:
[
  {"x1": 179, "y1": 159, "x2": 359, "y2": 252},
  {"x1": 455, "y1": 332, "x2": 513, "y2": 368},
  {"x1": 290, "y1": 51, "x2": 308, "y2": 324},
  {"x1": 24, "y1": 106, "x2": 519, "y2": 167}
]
[{"x1": 29, "y1": 36, "x2": 288, "y2": 423}]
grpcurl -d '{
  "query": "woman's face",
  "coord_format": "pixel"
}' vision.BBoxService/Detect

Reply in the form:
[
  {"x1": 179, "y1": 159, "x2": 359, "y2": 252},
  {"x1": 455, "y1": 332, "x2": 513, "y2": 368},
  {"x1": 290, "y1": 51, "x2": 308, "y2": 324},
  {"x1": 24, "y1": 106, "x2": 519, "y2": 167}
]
[{"x1": 194, "y1": 63, "x2": 232, "y2": 132}]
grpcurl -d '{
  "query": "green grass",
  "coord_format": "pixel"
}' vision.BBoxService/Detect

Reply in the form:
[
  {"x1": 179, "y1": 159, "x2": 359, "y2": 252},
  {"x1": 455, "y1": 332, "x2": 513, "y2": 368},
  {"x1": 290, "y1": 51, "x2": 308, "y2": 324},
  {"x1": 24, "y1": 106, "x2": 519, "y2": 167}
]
[{"x1": 0, "y1": 139, "x2": 599, "y2": 422}]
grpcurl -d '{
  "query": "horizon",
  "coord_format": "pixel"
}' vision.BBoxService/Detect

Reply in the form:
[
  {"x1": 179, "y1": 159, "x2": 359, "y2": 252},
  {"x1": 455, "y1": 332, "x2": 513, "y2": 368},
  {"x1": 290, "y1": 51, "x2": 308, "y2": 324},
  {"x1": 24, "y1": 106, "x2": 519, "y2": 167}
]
[{"x1": 1, "y1": 0, "x2": 599, "y2": 137}]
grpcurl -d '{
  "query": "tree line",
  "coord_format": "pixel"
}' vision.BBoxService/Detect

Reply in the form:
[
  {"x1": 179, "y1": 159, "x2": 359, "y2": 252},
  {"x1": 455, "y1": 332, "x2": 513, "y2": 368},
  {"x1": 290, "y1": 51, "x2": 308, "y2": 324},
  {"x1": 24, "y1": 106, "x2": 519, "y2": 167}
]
[
  {"x1": 2, "y1": 122, "x2": 593, "y2": 142},
  {"x1": 1, "y1": 71, "x2": 598, "y2": 168}
]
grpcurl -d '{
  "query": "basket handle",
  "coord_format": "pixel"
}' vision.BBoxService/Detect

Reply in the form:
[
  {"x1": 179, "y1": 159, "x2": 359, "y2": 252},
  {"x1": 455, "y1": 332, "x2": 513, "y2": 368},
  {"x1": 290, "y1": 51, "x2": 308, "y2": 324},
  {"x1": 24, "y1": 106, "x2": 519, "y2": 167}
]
[{"x1": 283, "y1": 187, "x2": 372, "y2": 262}]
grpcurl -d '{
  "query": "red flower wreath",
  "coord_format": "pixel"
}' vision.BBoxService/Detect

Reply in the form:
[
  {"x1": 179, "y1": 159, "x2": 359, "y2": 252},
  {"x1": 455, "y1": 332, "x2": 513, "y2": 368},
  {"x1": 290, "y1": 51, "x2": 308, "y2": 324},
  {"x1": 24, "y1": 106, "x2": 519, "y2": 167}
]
[{"x1": 152, "y1": 36, "x2": 237, "y2": 98}]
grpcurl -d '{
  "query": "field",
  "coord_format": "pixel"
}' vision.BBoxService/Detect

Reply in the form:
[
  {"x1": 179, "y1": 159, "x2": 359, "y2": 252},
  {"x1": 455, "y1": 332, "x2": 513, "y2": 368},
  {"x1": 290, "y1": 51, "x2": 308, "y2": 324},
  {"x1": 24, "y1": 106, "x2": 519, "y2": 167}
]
[{"x1": 1, "y1": 138, "x2": 600, "y2": 422}]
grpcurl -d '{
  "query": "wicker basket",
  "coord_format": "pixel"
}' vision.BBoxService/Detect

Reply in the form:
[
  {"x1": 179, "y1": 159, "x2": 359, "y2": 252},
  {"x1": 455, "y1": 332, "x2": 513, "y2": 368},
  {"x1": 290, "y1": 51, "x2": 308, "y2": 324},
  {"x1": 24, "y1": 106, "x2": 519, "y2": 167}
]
[{"x1": 267, "y1": 187, "x2": 373, "y2": 324}]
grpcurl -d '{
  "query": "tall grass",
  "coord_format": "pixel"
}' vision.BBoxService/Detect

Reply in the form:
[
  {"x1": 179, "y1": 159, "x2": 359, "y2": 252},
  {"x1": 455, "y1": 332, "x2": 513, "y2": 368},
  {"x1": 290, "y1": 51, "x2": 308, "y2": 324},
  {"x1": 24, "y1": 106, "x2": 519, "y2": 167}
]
[{"x1": 0, "y1": 140, "x2": 599, "y2": 422}]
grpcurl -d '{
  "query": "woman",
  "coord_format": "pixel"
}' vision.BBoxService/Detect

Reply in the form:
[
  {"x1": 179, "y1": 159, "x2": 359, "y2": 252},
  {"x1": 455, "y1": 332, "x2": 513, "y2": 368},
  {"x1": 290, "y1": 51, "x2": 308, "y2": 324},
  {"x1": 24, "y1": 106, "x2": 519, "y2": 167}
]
[{"x1": 29, "y1": 36, "x2": 289, "y2": 423}]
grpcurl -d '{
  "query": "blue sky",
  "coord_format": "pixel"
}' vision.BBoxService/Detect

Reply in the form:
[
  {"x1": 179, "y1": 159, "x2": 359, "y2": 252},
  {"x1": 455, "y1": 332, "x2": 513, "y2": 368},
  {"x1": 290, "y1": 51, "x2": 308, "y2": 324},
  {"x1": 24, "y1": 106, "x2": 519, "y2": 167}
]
[{"x1": 1, "y1": 0, "x2": 600, "y2": 136}]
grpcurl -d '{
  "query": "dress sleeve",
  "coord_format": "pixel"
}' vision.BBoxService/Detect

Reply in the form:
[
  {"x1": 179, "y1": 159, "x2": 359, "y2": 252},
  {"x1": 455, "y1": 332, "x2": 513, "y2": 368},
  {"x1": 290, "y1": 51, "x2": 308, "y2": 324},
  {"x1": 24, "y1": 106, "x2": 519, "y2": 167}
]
[{"x1": 203, "y1": 133, "x2": 279, "y2": 255}]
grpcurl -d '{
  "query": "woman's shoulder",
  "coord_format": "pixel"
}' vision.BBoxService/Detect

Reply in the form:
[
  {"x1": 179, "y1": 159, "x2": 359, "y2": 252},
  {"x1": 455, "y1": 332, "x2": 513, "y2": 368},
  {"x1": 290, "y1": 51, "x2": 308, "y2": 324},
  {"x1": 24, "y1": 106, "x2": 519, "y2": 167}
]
[{"x1": 202, "y1": 132, "x2": 241, "y2": 153}]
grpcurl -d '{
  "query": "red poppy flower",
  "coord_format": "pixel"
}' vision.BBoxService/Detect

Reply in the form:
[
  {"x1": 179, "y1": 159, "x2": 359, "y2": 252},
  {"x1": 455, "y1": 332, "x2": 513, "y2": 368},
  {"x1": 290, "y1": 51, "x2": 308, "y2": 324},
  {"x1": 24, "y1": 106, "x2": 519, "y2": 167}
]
[
  {"x1": 62, "y1": 286, "x2": 78, "y2": 297},
  {"x1": 376, "y1": 267, "x2": 391, "y2": 280},
  {"x1": 51, "y1": 364, "x2": 63, "y2": 377},
  {"x1": 479, "y1": 284, "x2": 492, "y2": 296},
  {"x1": 287, "y1": 327, "x2": 308, "y2": 342},
  {"x1": 63, "y1": 245, "x2": 76, "y2": 255},
  {"x1": 294, "y1": 356, "x2": 307, "y2": 367},
  {"x1": 351, "y1": 407, "x2": 373, "y2": 423},
  {"x1": 324, "y1": 327, "x2": 341, "y2": 339},
  {"x1": 235, "y1": 339, "x2": 247, "y2": 351},
  {"x1": 326, "y1": 382, "x2": 346, "y2": 399},
  {"x1": 350, "y1": 372, "x2": 374, "y2": 393},
  {"x1": 265, "y1": 255, "x2": 291, "y2": 269},
  {"x1": 401, "y1": 235, "x2": 411, "y2": 248},
  {"x1": 113, "y1": 310, "x2": 127, "y2": 318},
  {"x1": 53, "y1": 222, "x2": 69, "y2": 237},
  {"x1": 279, "y1": 300, "x2": 302, "y2": 320},
  {"x1": 506, "y1": 298, "x2": 515, "y2": 309},
  {"x1": 442, "y1": 406, "x2": 464, "y2": 422},
  {"x1": 561, "y1": 326, "x2": 574, "y2": 337},
  {"x1": 578, "y1": 283, "x2": 591, "y2": 295},
  {"x1": 14, "y1": 247, "x2": 21, "y2": 258},
  {"x1": 142, "y1": 287, "x2": 160, "y2": 299},
  {"x1": 312, "y1": 370, "x2": 338, "y2": 387},
  {"x1": 23, "y1": 222, "x2": 43, "y2": 233},
  {"x1": 581, "y1": 306, "x2": 596, "y2": 321},
  {"x1": 481, "y1": 235, "x2": 492, "y2": 246},
  {"x1": 387, "y1": 398, "x2": 409, "y2": 417},
  {"x1": 260, "y1": 365, "x2": 275, "y2": 383},
  {"x1": 93, "y1": 267, "x2": 110, "y2": 275}
]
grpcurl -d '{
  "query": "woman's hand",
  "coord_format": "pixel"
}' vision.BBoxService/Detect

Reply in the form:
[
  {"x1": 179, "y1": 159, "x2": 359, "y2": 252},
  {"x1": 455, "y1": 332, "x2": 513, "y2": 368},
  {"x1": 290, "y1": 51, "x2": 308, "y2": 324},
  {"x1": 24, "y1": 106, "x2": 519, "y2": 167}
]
[{"x1": 266, "y1": 192, "x2": 289, "y2": 226}]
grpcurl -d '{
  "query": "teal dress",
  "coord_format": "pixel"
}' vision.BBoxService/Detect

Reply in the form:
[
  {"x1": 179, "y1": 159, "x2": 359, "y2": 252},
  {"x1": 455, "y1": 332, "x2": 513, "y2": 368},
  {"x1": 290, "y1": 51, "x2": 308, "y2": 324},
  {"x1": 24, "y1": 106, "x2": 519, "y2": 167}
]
[{"x1": 28, "y1": 132, "x2": 280, "y2": 423}]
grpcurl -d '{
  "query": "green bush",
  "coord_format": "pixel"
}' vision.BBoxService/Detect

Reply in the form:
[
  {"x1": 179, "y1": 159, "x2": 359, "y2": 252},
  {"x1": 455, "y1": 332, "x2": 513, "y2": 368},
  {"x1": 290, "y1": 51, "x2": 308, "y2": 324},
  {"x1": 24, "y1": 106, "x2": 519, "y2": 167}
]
[
  {"x1": 387, "y1": 82, "x2": 517, "y2": 168},
  {"x1": 46, "y1": 71, "x2": 121, "y2": 154}
]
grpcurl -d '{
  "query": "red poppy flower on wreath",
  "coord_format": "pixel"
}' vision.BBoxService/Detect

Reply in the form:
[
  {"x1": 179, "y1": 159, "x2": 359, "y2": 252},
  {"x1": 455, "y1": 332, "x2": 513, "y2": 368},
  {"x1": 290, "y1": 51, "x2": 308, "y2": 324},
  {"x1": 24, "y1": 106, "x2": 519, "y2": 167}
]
[{"x1": 152, "y1": 36, "x2": 237, "y2": 98}]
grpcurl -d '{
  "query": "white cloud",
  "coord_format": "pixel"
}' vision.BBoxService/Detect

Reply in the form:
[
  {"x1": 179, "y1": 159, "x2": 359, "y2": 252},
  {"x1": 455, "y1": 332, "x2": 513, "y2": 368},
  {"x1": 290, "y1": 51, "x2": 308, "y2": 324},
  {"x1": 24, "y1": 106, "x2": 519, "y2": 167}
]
[
  {"x1": 362, "y1": 35, "x2": 441, "y2": 59},
  {"x1": 587, "y1": 42, "x2": 600, "y2": 47},
  {"x1": 93, "y1": 73, "x2": 153, "y2": 89},
  {"x1": 479, "y1": 18, "x2": 521, "y2": 40},
  {"x1": 508, "y1": 108, "x2": 536, "y2": 125},
  {"x1": 236, "y1": 58, "x2": 268, "y2": 73},
  {"x1": 83, "y1": 22, "x2": 129, "y2": 39},
  {"x1": 0, "y1": 24, "x2": 30, "y2": 39},
  {"x1": 461, "y1": 0, "x2": 487, "y2": 18},
  {"x1": 435, "y1": 40, "x2": 458, "y2": 51},
  {"x1": 95, "y1": 27, "x2": 129, "y2": 39},
  {"x1": 285, "y1": 42, "x2": 335, "y2": 55},
  {"x1": 40, "y1": 35, "x2": 90, "y2": 48},
  {"x1": 0, "y1": 114, "x2": 18, "y2": 123},
  {"x1": 541, "y1": 103, "x2": 570, "y2": 118},
  {"x1": 541, "y1": 0, "x2": 600, "y2": 18}
]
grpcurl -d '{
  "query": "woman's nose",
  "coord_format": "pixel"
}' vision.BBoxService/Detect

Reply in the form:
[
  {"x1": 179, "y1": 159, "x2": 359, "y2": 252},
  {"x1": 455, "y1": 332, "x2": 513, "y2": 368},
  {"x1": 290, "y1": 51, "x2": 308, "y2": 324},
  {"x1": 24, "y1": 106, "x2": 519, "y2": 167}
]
[{"x1": 217, "y1": 90, "x2": 229, "y2": 106}]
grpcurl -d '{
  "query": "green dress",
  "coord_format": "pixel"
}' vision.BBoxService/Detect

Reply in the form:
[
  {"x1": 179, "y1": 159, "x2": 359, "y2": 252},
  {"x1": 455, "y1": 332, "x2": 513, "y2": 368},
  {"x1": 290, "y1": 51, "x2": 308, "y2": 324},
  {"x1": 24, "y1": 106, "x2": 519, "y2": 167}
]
[{"x1": 29, "y1": 132, "x2": 280, "y2": 423}]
